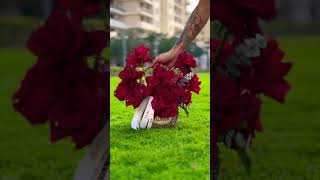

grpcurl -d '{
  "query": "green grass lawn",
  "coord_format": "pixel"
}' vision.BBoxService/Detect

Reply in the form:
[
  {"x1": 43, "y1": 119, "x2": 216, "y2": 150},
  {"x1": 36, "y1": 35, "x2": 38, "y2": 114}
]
[
  {"x1": 0, "y1": 36, "x2": 319, "y2": 180},
  {"x1": 220, "y1": 36, "x2": 320, "y2": 180},
  {"x1": 110, "y1": 73, "x2": 210, "y2": 180},
  {"x1": 0, "y1": 49, "x2": 85, "y2": 180}
]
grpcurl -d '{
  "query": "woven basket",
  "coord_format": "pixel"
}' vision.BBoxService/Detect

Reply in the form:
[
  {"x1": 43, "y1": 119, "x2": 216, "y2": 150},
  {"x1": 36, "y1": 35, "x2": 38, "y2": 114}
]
[{"x1": 152, "y1": 114, "x2": 178, "y2": 128}]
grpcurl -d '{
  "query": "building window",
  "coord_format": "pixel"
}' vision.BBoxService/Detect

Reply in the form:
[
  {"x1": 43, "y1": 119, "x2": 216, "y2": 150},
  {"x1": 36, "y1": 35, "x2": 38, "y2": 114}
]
[
  {"x1": 140, "y1": 15, "x2": 153, "y2": 24},
  {"x1": 140, "y1": 2, "x2": 152, "y2": 10},
  {"x1": 174, "y1": 16, "x2": 182, "y2": 23},
  {"x1": 175, "y1": 6, "x2": 182, "y2": 15}
]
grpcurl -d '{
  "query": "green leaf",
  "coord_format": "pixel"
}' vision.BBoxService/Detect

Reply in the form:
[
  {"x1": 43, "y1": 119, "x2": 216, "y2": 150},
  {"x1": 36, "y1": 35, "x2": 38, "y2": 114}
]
[
  {"x1": 179, "y1": 104, "x2": 189, "y2": 116},
  {"x1": 228, "y1": 55, "x2": 241, "y2": 65},
  {"x1": 236, "y1": 147, "x2": 251, "y2": 174},
  {"x1": 226, "y1": 61, "x2": 240, "y2": 77},
  {"x1": 211, "y1": 21, "x2": 223, "y2": 38},
  {"x1": 239, "y1": 56, "x2": 252, "y2": 66},
  {"x1": 255, "y1": 34, "x2": 267, "y2": 48},
  {"x1": 183, "y1": 108, "x2": 189, "y2": 117}
]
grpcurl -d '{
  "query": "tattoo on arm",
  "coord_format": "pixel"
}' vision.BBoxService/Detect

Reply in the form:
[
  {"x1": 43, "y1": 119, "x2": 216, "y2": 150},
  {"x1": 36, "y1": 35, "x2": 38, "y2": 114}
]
[{"x1": 173, "y1": 6, "x2": 204, "y2": 51}]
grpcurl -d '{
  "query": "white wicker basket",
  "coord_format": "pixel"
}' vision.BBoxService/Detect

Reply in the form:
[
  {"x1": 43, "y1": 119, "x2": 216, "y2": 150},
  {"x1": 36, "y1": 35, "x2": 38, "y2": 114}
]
[{"x1": 152, "y1": 114, "x2": 178, "y2": 128}]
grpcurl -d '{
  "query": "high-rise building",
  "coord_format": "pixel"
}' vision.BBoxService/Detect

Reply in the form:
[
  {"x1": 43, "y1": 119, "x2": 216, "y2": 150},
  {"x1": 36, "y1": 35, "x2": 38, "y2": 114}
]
[
  {"x1": 110, "y1": 0, "x2": 207, "y2": 39},
  {"x1": 160, "y1": 0, "x2": 189, "y2": 37},
  {"x1": 111, "y1": 0, "x2": 161, "y2": 34},
  {"x1": 110, "y1": 1, "x2": 128, "y2": 37}
]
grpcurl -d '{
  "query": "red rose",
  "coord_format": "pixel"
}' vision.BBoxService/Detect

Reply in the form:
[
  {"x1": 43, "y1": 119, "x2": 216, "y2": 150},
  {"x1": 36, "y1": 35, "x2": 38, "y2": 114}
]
[
  {"x1": 240, "y1": 39, "x2": 292, "y2": 103},
  {"x1": 14, "y1": 10, "x2": 108, "y2": 148},
  {"x1": 13, "y1": 63, "x2": 62, "y2": 124},
  {"x1": 82, "y1": 30, "x2": 109, "y2": 56},
  {"x1": 127, "y1": 45, "x2": 153, "y2": 67},
  {"x1": 152, "y1": 82, "x2": 181, "y2": 118},
  {"x1": 222, "y1": 94, "x2": 262, "y2": 136},
  {"x1": 152, "y1": 94, "x2": 179, "y2": 118},
  {"x1": 49, "y1": 62, "x2": 105, "y2": 148},
  {"x1": 27, "y1": 11, "x2": 107, "y2": 64},
  {"x1": 185, "y1": 74, "x2": 201, "y2": 94},
  {"x1": 147, "y1": 65, "x2": 180, "y2": 117},
  {"x1": 115, "y1": 49, "x2": 200, "y2": 119},
  {"x1": 178, "y1": 90, "x2": 192, "y2": 106},
  {"x1": 211, "y1": 39, "x2": 234, "y2": 66},
  {"x1": 134, "y1": 45, "x2": 153, "y2": 62},
  {"x1": 114, "y1": 65, "x2": 147, "y2": 108},
  {"x1": 13, "y1": 61, "x2": 107, "y2": 149},
  {"x1": 175, "y1": 51, "x2": 197, "y2": 74},
  {"x1": 27, "y1": 11, "x2": 80, "y2": 64},
  {"x1": 212, "y1": 73, "x2": 262, "y2": 137},
  {"x1": 212, "y1": 0, "x2": 276, "y2": 41},
  {"x1": 146, "y1": 65, "x2": 175, "y2": 92}
]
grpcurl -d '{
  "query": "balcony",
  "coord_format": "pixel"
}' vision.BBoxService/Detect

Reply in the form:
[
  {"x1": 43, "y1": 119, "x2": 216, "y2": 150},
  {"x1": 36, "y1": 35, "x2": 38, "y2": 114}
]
[
  {"x1": 110, "y1": 3, "x2": 126, "y2": 15},
  {"x1": 140, "y1": 0, "x2": 153, "y2": 5},
  {"x1": 110, "y1": 18, "x2": 128, "y2": 30},
  {"x1": 140, "y1": 7, "x2": 153, "y2": 15},
  {"x1": 140, "y1": 15, "x2": 153, "y2": 24},
  {"x1": 174, "y1": 0, "x2": 184, "y2": 8},
  {"x1": 140, "y1": 1, "x2": 153, "y2": 15},
  {"x1": 128, "y1": 21, "x2": 159, "y2": 33},
  {"x1": 110, "y1": 7, "x2": 126, "y2": 16},
  {"x1": 174, "y1": 6, "x2": 182, "y2": 15},
  {"x1": 174, "y1": 15, "x2": 183, "y2": 24}
]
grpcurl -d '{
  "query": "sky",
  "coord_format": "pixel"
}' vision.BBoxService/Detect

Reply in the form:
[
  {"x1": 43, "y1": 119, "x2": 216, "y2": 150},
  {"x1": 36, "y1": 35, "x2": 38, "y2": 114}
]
[{"x1": 187, "y1": 0, "x2": 199, "y2": 13}]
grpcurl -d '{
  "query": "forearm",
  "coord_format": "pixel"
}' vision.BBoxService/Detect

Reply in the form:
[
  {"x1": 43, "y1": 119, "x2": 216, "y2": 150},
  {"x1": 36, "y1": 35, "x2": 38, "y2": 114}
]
[{"x1": 171, "y1": 0, "x2": 210, "y2": 55}]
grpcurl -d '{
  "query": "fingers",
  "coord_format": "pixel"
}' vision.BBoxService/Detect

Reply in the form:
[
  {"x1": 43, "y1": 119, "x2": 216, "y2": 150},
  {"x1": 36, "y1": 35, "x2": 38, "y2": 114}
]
[
  {"x1": 146, "y1": 57, "x2": 159, "y2": 69},
  {"x1": 167, "y1": 57, "x2": 177, "y2": 69},
  {"x1": 146, "y1": 53, "x2": 177, "y2": 70},
  {"x1": 146, "y1": 61, "x2": 156, "y2": 70}
]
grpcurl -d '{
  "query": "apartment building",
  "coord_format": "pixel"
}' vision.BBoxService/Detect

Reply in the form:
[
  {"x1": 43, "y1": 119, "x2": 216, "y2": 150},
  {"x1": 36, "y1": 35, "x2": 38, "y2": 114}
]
[
  {"x1": 110, "y1": 1, "x2": 128, "y2": 37},
  {"x1": 111, "y1": 0, "x2": 161, "y2": 34},
  {"x1": 160, "y1": 0, "x2": 189, "y2": 37},
  {"x1": 111, "y1": 0, "x2": 195, "y2": 38}
]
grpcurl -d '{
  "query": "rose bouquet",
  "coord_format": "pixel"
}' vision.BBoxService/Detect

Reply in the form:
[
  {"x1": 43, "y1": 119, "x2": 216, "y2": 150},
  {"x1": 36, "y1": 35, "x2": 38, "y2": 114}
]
[
  {"x1": 211, "y1": 0, "x2": 292, "y2": 177},
  {"x1": 13, "y1": 0, "x2": 108, "y2": 149},
  {"x1": 114, "y1": 45, "x2": 201, "y2": 129}
]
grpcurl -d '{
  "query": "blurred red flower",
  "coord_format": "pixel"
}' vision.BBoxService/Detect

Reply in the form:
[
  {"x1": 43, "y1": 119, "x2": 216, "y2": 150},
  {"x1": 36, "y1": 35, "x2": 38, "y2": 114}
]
[
  {"x1": 240, "y1": 39, "x2": 292, "y2": 103},
  {"x1": 211, "y1": 39, "x2": 233, "y2": 66},
  {"x1": 13, "y1": 10, "x2": 108, "y2": 148},
  {"x1": 212, "y1": 0, "x2": 276, "y2": 41},
  {"x1": 127, "y1": 45, "x2": 153, "y2": 67},
  {"x1": 27, "y1": 11, "x2": 107, "y2": 63},
  {"x1": 212, "y1": 73, "x2": 262, "y2": 137},
  {"x1": 55, "y1": 0, "x2": 103, "y2": 16},
  {"x1": 13, "y1": 63, "x2": 62, "y2": 124},
  {"x1": 49, "y1": 62, "x2": 106, "y2": 148}
]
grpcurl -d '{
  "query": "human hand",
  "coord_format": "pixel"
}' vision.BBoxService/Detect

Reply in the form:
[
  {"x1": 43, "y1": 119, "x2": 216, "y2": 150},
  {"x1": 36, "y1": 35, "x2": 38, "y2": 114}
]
[{"x1": 147, "y1": 48, "x2": 181, "y2": 69}]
